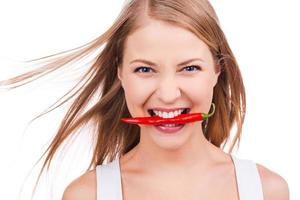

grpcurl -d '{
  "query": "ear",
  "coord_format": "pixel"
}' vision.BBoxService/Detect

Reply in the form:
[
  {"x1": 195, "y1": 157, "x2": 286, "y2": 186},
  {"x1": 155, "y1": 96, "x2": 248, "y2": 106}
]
[
  {"x1": 117, "y1": 67, "x2": 124, "y2": 88},
  {"x1": 117, "y1": 67, "x2": 122, "y2": 81},
  {"x1": 213, "y1": 71, "x2": 221, "y2": 87}
]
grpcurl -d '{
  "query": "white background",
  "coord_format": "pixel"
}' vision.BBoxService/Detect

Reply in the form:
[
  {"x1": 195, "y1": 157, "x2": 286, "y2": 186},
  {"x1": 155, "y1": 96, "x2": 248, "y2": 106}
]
[{"x1": 0, "y1": 0, "x2": 299, "y2": 199}]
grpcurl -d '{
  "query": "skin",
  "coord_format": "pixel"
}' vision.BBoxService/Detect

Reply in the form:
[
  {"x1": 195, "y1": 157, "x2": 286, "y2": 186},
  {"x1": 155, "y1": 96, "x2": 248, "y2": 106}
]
[{"x1": 62, "y1": 18, "x2": 289, "y2": 200}]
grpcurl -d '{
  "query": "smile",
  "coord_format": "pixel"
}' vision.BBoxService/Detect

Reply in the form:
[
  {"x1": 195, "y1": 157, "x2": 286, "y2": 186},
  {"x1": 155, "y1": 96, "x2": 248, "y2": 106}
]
[
  {"x1": 121, "y1": 112, "x2": 203, "y2": 125},
  {"x1": 121, "y1": 104, "x2": 216, "y2": 125},
  {"x1": 148, "y1": 108, "x2": 191, "y2": 118}
]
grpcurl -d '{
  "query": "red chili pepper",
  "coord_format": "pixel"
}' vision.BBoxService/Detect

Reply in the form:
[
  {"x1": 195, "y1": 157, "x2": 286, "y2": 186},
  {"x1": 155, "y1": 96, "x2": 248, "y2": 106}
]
[{"x1": 121, "y1": 104, "x2": 215, "y2": 125}]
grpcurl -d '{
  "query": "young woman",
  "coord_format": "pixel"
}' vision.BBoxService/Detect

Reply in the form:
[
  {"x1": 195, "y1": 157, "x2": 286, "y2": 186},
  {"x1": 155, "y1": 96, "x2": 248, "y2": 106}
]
[{"x1": 1, "y1": 0, "x2": 289, "y2": 199}]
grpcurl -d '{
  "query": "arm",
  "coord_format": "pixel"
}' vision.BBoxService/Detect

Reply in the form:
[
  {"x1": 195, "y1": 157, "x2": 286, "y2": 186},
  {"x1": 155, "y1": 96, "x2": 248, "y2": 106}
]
[
  {"x1": 257, "y1": 164, "x2": 290, "y2": 200},
  {"x1": 62, "y1": 170, "x2": 97, "y2": 200}
]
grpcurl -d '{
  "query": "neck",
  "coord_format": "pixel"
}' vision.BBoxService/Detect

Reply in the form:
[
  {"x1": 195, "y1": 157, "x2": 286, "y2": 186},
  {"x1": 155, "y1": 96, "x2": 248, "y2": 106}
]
[{"x1": 127, "y1": 123, "x2": 220, "y2": 175}]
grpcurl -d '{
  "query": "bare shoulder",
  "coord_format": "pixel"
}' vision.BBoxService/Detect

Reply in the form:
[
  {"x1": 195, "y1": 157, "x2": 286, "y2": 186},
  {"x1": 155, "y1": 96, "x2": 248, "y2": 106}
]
[
  {"x1": 256, "y1": 163, "x2": 290, "y2": 200},
  {"x1": 62, "y1": 169, "x2": 97, "y2": 200}
]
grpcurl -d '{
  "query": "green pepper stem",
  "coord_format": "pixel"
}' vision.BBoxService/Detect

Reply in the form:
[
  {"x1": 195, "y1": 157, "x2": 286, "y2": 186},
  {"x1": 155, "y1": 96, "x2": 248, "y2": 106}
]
[{"x1": 202, "y1": 103, "x2": 215, "y2": 120}]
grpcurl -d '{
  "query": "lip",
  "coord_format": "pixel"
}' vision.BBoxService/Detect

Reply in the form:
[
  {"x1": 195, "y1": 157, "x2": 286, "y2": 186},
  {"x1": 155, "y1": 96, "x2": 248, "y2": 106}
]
[{"x1": 154, "y1": 123, "x2": 185, "y2": 134}]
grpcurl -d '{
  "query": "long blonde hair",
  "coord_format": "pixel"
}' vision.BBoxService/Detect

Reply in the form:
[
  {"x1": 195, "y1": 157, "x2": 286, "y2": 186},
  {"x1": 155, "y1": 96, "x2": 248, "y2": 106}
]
[{"x1": 0, "y1": 0, "x2": 245, "y2": 198}]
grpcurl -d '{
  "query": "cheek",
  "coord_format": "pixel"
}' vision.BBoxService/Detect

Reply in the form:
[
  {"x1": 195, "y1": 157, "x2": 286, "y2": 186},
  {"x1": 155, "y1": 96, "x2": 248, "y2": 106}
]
[
  {"x1": 179, "y1": 76, "x2": 215, "y2": 104},
  {"x1": 122, "y1": 77, "x2": 155, "y2": 116}
]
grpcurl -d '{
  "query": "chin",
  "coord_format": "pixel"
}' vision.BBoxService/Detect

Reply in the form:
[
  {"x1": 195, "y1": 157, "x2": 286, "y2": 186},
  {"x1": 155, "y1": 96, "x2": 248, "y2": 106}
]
[{"x1": 144, "y1": 124, "x2": 192, "y2": 150}]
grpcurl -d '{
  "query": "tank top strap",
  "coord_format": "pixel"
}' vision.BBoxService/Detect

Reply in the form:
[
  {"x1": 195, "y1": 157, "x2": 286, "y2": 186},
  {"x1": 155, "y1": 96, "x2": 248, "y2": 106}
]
[
  {"x1": 231, "y1": 155, "x2": 264, "y2": 200},
  {"x1": 96, "y1": 158, "x2": 123, "y2": 200}
]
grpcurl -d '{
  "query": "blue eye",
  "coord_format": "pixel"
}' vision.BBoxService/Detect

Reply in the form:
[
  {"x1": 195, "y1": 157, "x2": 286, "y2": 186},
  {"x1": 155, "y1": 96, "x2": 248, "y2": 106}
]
[
  {"x1": 134, "y1": 66, "x2": 153, "y2": 73},
  {"x1": 183, "y1": 65, "x2": 201, "y2": 72},
  {"x1": 134, "y1": 65, "x2": 201, "y2": 73}
]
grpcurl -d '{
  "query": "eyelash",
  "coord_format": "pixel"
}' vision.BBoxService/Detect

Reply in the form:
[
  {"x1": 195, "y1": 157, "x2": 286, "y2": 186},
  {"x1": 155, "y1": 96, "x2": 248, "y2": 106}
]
[{"x1": 134, "y1": 65, "x2": 202, "y2": 73}]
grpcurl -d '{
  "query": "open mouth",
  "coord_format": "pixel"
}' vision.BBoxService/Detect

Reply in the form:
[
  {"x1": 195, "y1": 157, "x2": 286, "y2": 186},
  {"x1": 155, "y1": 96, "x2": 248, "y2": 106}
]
[
  {"x1": 121, "y1": 108, "x2": 207, "y2": 125},
  {"x1": 147, "y1": 108, "x2": 191, "y2": 117},
  {"x1": 121, "y1": 105, "x2": 215, "y2": 125}
]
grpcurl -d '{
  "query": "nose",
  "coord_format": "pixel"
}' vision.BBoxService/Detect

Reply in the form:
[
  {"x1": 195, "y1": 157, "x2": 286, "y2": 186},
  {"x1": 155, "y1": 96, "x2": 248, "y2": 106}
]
[{"x1": 156, "y1": 75, "x2": 181, "y2": 103}]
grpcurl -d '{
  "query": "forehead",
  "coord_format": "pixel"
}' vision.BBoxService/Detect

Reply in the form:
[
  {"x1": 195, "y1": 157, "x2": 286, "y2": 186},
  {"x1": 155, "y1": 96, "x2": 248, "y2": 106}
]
[{"x1": 123, "y1": 19, "x2": 213, "y2": 64}]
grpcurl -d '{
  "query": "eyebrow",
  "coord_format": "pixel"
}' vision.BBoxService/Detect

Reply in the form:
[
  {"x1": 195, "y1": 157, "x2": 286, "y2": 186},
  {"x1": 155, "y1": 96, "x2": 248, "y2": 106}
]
[{"x1": 129, "y1": 58, "x2": 205, "y2": 67}]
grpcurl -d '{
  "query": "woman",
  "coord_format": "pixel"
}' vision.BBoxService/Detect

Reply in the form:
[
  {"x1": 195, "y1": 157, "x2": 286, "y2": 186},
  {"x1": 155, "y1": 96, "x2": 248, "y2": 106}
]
[{"x1": 0, "y1": 0, "x2": 289, "y2": 199}]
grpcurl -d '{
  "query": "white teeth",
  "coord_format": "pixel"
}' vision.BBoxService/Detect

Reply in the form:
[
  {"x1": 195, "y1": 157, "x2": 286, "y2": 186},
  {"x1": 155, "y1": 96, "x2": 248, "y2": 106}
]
[
  {"x1": 161, "y1": 124, "x2": 176, "y2": 127},
  {"x1": 163, "y1": 112, "x2": 168, "y2": 118},
  {"x1": 169, "y1": 112, "x2": 174, "y2": 118},
  {"x1": 158, "y1": 111, "x2": 162, "y2": 116},
  {"x1": 153, "y1": 109, "x2": 185, "y2": 118}
]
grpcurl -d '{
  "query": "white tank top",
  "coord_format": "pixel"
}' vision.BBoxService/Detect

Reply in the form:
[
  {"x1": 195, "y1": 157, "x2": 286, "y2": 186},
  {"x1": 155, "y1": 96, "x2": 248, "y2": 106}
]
[{"x1": 96, "y1": 155, "x2": 264, "y2": 200}]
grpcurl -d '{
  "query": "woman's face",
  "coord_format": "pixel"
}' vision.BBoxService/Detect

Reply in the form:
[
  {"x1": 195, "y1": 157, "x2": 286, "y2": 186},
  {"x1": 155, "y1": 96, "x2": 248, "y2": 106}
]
[{"x1": 118, "y1": 19, "x2": 220, "y2": 149}]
